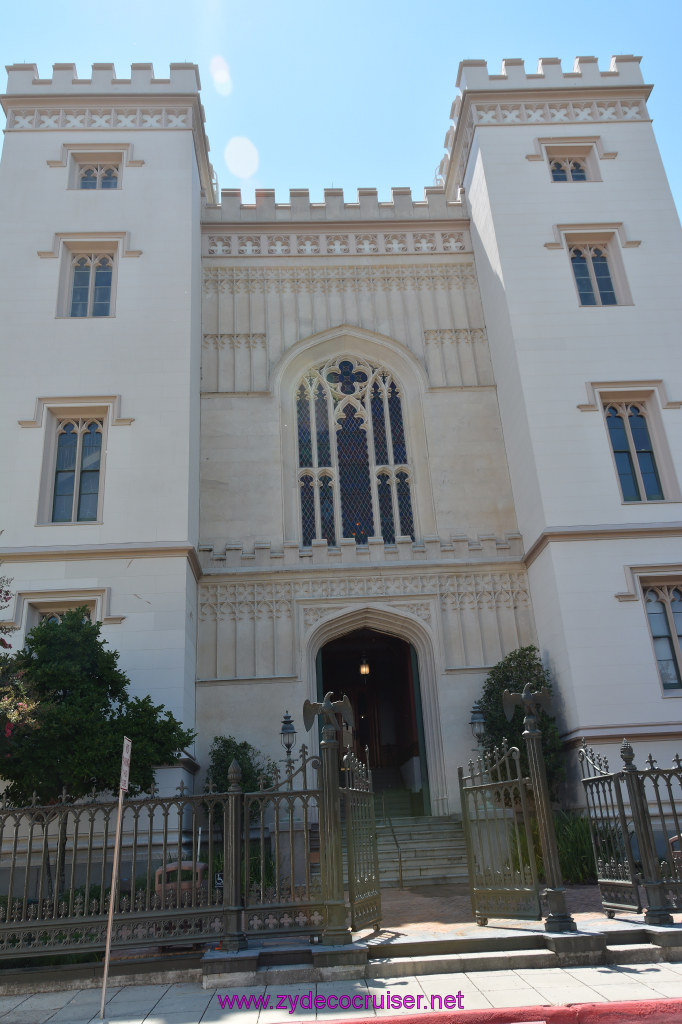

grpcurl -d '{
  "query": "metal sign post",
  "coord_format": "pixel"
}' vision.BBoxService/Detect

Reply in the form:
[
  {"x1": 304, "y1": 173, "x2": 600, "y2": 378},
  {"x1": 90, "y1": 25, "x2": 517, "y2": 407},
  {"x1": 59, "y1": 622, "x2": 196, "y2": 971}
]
[{"x1": 99, "y1": 737, "x2": 131, "y2": 1022}]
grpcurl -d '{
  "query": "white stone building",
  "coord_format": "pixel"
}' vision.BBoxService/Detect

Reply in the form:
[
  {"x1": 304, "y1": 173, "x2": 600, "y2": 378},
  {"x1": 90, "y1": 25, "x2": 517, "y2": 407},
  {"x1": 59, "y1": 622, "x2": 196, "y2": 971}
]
[{"x1": 1, "y1": 56, "x2": 680, "y2": 812}]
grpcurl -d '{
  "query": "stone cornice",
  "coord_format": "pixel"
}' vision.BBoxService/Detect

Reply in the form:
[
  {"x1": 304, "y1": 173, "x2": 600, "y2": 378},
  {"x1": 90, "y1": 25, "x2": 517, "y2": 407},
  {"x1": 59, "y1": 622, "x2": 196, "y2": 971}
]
[
  {"x1": 524, "y1": 522, "x2": 682, "y2": 568},
  {"x1": 0, "y1": 542, "x2": 202, "y2": 581}
]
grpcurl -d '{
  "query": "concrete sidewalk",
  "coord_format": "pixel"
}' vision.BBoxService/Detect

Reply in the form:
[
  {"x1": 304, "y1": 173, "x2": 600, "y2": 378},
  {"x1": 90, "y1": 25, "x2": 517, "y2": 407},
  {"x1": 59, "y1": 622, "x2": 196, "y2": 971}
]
[{"x1": 3, "y1": 964, "x2": 682, "y2": 1024}]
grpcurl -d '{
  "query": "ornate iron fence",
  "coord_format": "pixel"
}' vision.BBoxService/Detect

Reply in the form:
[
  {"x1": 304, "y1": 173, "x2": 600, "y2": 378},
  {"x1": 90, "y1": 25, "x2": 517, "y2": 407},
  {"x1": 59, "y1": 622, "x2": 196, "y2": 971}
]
[
  {"x1": 0, "y1": 704, "x2": 382, "y2": 959},
  {"x1": 578, "y1": 738, "x2": 678, "y2": 926},
  {"x1": 459, "y1": 741, "x2": 541, "y2": 926},
  {"x1": 342, "y1": 748, "x2": 381, "y2": 930},
  {"x1": 0, "y1": 783, "x2": 236, "y2": 959}
]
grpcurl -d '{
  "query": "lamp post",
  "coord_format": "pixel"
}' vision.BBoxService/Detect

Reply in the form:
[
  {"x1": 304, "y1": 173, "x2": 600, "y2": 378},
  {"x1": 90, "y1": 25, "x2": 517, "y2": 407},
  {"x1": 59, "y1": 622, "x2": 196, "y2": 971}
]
[
  {"x1": 280, "y1": 710, "x2": 297, "y2": 762},
  {"x1": 469, "y1": 701, "x2": 486, "y2": 753}
]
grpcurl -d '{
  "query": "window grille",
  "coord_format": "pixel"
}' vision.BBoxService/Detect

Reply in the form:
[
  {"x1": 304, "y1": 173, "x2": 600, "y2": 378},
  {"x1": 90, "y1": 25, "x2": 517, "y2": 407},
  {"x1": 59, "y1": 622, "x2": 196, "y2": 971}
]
[
  {"x1": 550, "y1": 158, "x2": 587, "y2": 182},
  {"x1": 644, "y1": 586, "x2": 682, "y2": 689},
  {"x1": 295, "y1": 358, "x2": 415, "y2": 546},
  {"x1": 78, "y1": 164, "x2": 119, "y2": 189}
]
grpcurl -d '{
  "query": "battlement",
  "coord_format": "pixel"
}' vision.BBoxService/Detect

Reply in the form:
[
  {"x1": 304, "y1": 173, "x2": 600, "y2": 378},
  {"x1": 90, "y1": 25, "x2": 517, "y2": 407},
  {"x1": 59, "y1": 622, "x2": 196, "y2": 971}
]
[
  {"x1": 440, "y1": 54, "x2": 653, "y2": 190},
  {"x1": 4, "y1": 62, "x2": 201, "y2": 96},
  {"x1": 456, "y1": 54, "x2": 645, "y2": 94},
  {"x1": 198, "y1": 533, "x2": 524, "y2": 572},
  {"x1": 206, "y1": 186, "x2": 462, "y2": 224}
]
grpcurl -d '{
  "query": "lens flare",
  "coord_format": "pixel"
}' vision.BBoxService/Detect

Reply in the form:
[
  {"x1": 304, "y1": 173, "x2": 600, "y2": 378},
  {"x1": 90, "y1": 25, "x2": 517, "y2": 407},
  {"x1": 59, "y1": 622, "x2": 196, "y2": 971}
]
[
  {"x1": 209, "y1": 55, "x2": 232, "y2": 97},
  {"x1": 224, "y1": 136, "x2": 259, "y2": 179}
]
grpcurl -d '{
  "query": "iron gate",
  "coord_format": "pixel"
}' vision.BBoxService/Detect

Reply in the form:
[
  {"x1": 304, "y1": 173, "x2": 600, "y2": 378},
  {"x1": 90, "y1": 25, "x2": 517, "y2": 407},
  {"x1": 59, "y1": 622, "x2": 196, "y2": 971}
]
[
  {"x1": 578, "y1": 742, "x2": 641, "y2": 916},
  {"x1": 459, "y1": 741, "x2": 541, "y2": 926},
  {"x1": 342, "y1": 748, "x2": 381, "y2": 930}
]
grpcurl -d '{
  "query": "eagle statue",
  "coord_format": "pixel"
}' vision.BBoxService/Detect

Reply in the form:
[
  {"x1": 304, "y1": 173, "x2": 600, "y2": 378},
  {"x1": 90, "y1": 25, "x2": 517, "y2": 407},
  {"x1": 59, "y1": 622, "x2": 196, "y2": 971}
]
[{"x1": 302, "y1": 691, "x2": 354, "y2": 733}]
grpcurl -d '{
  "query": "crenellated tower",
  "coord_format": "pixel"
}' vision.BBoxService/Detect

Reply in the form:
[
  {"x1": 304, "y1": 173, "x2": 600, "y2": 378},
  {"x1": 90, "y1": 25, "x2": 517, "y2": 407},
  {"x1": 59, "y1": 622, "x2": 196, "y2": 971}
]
[
  {"x1": 0, "y1": 64, "x2": 214, "y2": 788},
  {"x1": 442, "y1": 56, "x2": 682, "y2": 763}
]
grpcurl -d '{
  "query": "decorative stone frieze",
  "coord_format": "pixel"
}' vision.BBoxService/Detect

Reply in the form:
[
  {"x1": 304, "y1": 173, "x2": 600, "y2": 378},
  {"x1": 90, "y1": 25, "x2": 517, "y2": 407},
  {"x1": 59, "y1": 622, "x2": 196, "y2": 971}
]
[
  {"x1": 5, "y1": 107, "x2": 193, "y2": 130},
  {"x1": 202, "y1": 263, "x2": 477, "y2": 295},
  {"x1": 205, "y1": 230, "x2": 468, "y2": 259}
]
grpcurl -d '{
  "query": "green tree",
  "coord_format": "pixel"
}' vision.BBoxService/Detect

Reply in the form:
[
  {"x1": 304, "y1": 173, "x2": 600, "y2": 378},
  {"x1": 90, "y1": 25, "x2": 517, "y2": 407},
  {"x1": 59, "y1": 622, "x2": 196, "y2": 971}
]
[
  {"x1": 0, "y1": 608, "x2": 195, "y2": 806},
  {"x1": 477, "y1": 645, "x2": 565, "y2": 801}
]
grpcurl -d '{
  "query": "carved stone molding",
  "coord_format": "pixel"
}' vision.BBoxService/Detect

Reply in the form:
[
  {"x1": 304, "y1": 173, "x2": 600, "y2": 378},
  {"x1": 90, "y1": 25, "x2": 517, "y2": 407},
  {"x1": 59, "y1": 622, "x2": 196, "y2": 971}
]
[
  {"x1": 203, "y1": 263, "x2": 477, "y2": 295},
  {"x1": 402, "y1": 601, "x2": 432, "y2": 624},
  {"x1": 5, "y1": 107, "x2": 192, "y2": 130},
  {"x1": 199, "y1": 570, "x2": 530, "y2": 621},
  {"x1": 424, "y1": 328, "x2": 486, "y2": 347},
  {"x1": 202, "y1": 333, "x2": 266, "y2": 350},
  {"x1": 199, "y1": 582, "x2": 294, "y2": 622},
  {"x1": 472, "y1": 99, "x2": 646, "y2": 128},
  {"x1": 439, "y1": 572, "x2": 530, "y2": 611},
  {"x1": 206, "y1": 230, "x2": 468, "y2": 259}
]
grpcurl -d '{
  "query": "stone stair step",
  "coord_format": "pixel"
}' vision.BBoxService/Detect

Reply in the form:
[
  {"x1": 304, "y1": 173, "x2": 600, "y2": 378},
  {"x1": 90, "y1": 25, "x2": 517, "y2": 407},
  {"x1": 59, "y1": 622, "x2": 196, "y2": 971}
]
[{"x1": 605, "y1": 942, "x2": 662, "y2": 964}]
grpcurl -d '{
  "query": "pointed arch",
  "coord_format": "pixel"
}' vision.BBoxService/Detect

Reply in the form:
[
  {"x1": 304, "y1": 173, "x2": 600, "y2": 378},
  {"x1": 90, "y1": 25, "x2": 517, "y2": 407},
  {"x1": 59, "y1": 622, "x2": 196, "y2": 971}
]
[{"x1": 301, "y1": 604, "x2": 449, "y2": 815}]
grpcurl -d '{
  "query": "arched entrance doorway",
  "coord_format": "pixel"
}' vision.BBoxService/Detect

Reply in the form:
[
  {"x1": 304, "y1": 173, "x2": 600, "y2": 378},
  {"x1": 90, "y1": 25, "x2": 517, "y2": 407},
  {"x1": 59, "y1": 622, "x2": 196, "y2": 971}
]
[{"x1": 317, "y1": 628, "x2": 431, "y2": 816}]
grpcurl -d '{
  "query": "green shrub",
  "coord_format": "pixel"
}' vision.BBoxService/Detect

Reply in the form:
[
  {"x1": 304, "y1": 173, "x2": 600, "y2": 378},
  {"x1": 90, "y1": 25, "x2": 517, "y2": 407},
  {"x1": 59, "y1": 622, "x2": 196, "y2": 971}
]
[
  {"x1": 510, "y1": 810, "x2": 597, "y2": 885},
  {"x1": 477, "y1": 646, "x2": 565, "y2": 802},
  {"x1": 554, "y1": 811, "x2": 597, "y2": 884}
]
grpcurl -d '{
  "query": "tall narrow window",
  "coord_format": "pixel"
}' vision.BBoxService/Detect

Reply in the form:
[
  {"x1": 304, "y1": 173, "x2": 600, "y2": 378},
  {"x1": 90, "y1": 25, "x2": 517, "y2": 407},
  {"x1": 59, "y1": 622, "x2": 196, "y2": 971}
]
[
  {"x1": 69, "y1": 254, "x2": 113, "y2": 317},
  {"x1": 644, "y1": 586, "x2": 682, "y2": 690},
  {"x1": 295, "y1": 358, "x2": 415, "y2": 546},
  {"x1": 604, "y1": 402, "x2": 664, "y2": 502},
  {"x1": 570, "y1": 244, "x2": 617, "y2": 306},
  {"x1": 52, "y1": 419, "x2": 103, "y2": 523}
]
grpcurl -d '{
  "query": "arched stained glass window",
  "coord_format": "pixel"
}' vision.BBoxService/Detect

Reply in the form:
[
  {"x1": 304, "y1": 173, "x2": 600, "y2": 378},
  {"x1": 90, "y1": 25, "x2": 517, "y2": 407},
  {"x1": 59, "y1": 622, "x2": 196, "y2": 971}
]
[{"x1": 295, "y1": 358, "x2": 415, "y2": 546}]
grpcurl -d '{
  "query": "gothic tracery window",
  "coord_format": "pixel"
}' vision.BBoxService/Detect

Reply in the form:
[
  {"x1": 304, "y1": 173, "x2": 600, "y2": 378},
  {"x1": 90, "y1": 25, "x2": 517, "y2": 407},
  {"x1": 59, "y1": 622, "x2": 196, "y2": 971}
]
[{"x1": 296, "y1": 358, "x2": 415, "y2": 546}]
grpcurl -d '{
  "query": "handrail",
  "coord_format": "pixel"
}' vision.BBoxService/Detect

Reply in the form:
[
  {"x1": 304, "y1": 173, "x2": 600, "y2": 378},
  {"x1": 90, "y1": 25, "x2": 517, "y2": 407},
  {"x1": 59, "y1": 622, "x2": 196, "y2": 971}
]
[{"x1": 380, "y1": 792, "x2": 403, "y2": 889}]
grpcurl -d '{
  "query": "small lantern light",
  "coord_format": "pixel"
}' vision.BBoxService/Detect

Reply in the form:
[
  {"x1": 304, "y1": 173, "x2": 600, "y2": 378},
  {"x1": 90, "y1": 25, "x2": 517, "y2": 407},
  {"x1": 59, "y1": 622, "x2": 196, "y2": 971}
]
[
  {"x1": 470, "y1": 701, "x2": 486, "y2": 743},
  {"x1": 280, "y1": 710, "x2": 297, "y2": 758},
  {"x1": 359, "y1": 655, "x2": 370, "y2": 677}
]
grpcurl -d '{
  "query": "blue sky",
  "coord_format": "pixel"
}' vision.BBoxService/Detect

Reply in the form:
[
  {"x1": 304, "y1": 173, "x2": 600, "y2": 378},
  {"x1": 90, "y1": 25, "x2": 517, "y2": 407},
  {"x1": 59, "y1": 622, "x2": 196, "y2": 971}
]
[{"x1": 2, "y1": 0, "x2": 682, "y2": 211}]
